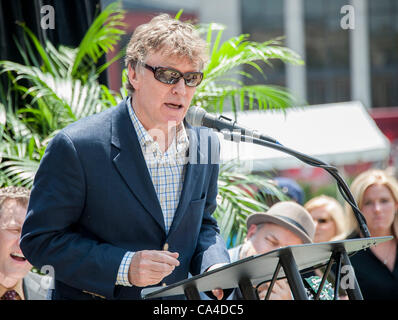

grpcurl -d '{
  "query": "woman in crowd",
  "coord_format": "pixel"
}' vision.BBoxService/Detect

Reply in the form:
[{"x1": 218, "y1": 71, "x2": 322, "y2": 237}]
[
  {"x1": 346, "y1": 169, "x2": 398, "y2": 299},
  {"x1": 304, "y1": 195, "x2": 350, "y2": 298},
  {"x1": 305, "y1": 195, "x2": 349, "y2": 243}
]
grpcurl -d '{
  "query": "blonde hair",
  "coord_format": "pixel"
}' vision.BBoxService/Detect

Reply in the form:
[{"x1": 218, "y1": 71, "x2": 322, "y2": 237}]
[
  {"x1": 347, "y1": 169, "x2": 398, "y2": 237},
  {"x1": 304, "y1": 195, "x2": 348, "y2": 241},
  {"x1": 125, "y1": 14, "x2": 208, "y2": 94}
]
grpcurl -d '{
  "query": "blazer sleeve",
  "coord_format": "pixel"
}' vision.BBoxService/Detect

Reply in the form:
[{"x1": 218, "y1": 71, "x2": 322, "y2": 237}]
[
  {"x1": 20, "y1": 131, "x2": 126, "y2": 299},
  {"x1": 189, "y1": 131, "x2": 230, "y2": 275}
]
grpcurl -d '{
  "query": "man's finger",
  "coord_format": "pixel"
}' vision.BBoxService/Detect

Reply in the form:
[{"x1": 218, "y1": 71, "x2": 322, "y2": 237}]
[
  {"x1": 147, "y1": 261, "x2": 176, "y2": 274},
  {"x1": 143, "y1": 250, "x2": 180, "y2": 266},
  {"x1": 211, "y1": 288, "x2": 224, "y2": 300}
]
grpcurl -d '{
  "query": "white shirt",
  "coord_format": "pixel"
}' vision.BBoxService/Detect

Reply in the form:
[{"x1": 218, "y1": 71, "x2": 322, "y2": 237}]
[{"x1": 116, "y1": 98, "x2": 189, "y2": 286}]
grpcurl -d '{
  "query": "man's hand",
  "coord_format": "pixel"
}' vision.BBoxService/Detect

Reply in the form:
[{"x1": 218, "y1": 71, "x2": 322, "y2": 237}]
[
  {"x1": 128, "y1": 250, "x2": 179, "y2": 287},
  {"x1": 207, "y1": 263, "x2": 228, "y2": 300},
  {"x1": 257, "y1": 279, "x2": 292, "y2": 300}
]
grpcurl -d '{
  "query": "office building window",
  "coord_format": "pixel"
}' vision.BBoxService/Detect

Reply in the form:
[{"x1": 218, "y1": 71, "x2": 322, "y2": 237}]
[
  {"x1": 304, "y1": 0, "x2": 350, "y2": 105},
  {"x1": 241, "y1": 0, "x2": 285, "y2": 92},
  {"x1": 369, "y1": 0, "x2": 398, "y2": 107}
]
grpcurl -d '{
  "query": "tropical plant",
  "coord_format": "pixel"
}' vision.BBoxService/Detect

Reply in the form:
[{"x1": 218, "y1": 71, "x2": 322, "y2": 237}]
[
  {"x1": 0, "y1": 5, "x2": 303, "y2": 246},
  {"x1": 194, "y1": 22, "x2": 303, "y2": 114},
  {"x1": 215, "y1": 167, "x2": 290, "y2": 247},
  {"x1": 0, "y1": 2, "x2": 127, "y2": 188}
]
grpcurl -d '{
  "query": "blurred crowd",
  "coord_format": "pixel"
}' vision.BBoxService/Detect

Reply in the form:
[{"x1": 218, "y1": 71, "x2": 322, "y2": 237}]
[{"x1": 238, "y1": 168, "x2": 398, "y2": 300}]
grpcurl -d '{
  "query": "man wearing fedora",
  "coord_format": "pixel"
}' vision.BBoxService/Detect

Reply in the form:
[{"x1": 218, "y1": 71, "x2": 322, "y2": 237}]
[{"x1": 228, "y1": 201, "x2": 317, "y2": 300}]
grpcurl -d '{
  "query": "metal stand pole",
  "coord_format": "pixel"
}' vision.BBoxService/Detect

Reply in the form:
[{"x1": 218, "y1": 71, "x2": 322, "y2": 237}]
[
  {"x1": 314, "y1": 254, "x2": 334, "y2": 300},
  {"x1": 265, "y1": 260, "x2": 282, "y2": 300},
  {"x1": 238, "y1": 277, "x2": 259, "y2": 300},
  {"x1": 341, "y1": 250, "x2": 363, "y2": 300},
  {"x1": 333, "y1": 251, "x2": 342, "y2": 300},
  {"x1": 184, "y1": 284, "x2": 201, "y2": 300},
  {"x1": 279, "y1": 249, "x2": 308, "y2": 300}
]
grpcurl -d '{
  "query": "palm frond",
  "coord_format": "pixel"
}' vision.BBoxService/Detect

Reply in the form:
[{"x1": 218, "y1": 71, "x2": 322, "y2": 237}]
[
  {"x1": 215, "y1": 166, "x2": 289, "y2": 247},
  {"x1": 194, "y1": 24, "x2": 304, "y2": 113},
  {"x1": 174, "y1": 9, "x2": 184, "y2": 20},
  {"x1": 203, "y1": 34, "x2": 302, "y2": 83},
  {"x1": 1, "y1": 125, "x2": 48, "y2": 187},
  {"x1": 71, "y1": 2, "x2": 126, "y2": 76},
  {"x1": 1, "y1": 61, "x2": 105, "y2": 123},
  {"x1": 15, "y1": 22, "x2": 58, "y2": 75},
  {"x1": 0, "y1": 102, "x2": 5, "y2": 131},
  {"x1": 0, "y1": 157, "x2": 39, "y2": 188},
  {"x1": 46, "y1": 43, "x2": 77, "y2": 77},
  {"x1": 2, "y1": 108, "x2": 32, "y2": 141},
  {"x1": 193, "y1": 83, "x2": 298, "y2": 113}
]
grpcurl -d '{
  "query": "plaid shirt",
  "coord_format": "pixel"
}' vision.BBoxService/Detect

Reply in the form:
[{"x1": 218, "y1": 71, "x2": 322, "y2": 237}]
[{"x1": 116, "y1": 99, "x2": 189, "y2": 286}]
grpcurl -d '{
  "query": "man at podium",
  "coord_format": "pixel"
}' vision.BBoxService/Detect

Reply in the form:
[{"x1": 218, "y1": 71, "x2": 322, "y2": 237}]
[{"x1": 228, "y1": 201, "x2": 333, "y2": 299}]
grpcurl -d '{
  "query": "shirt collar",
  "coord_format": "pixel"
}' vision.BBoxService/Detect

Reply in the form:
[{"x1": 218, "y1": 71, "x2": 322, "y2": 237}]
[
  {"x1": 0, "y1": 279, "x2": 25, "y2": 300},
  {"x1": 175, "y1": 122, "x2": 189, "y2": 152},
  {"x1": 128, "y1": 97, "x2": 189, "y2": 154},
  {"x1": 127, "y1": 98, "x2": 153, "y2": 148}
]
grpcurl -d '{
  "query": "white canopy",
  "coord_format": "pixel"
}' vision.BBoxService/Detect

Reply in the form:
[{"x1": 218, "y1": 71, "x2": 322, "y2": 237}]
[{"x1": 218, "y1": 101, "x2": 391, "y2": 171}]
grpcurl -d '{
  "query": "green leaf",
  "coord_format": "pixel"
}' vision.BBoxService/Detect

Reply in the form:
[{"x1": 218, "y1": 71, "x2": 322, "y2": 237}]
[
  {"x1": 174, "y1": 9, "x2": 183, "y2": 20},
  {"x1": 71, "y1": 2, "x2": 126, "y2": 76},
  {"x1": 16, "y1": 22, "x2": 56, "y2": 75}
]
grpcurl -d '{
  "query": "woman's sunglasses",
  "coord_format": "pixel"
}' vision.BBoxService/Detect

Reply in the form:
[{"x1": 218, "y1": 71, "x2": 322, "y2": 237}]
[{"x1": 142, "y1": 63, "x2": 203, "y2": 87}]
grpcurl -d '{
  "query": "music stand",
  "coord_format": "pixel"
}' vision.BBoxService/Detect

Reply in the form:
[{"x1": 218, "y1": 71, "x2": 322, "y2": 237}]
[{"x1": 141, "y1": 236, "x2": 392, "y2": 300}]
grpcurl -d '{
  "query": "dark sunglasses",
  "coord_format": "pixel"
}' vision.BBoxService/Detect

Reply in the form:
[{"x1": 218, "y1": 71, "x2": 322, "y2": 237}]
[{"x1": 142, "y1": 63, "x2": 203, "y2": 87}]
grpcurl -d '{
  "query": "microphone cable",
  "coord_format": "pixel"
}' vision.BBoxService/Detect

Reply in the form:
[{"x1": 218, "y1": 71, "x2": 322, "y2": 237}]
[{"x1": 222, "y1": 131, "x2": 371, "y2": 238}]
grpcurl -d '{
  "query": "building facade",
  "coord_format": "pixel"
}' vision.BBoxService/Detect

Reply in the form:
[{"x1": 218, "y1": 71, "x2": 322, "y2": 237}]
[{"x1": 111, "y1": 0, "x2": 398, "y2": 109}]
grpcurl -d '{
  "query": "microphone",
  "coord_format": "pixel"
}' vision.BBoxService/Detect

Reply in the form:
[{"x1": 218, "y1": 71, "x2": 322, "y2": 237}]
[
  {"x1": 185, "y1": 106, "x2": 280, "y2": 145},
  {"x1": 185, "y1": 108, "x2": 371, "y2": 238}
]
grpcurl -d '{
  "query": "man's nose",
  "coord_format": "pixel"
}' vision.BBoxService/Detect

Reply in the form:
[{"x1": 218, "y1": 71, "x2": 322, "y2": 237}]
[{"x1": 172, "y1": 78, "x2": 186, "y2": 95}]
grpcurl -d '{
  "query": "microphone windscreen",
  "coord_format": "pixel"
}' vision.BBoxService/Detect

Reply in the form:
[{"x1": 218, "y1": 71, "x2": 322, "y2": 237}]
[{"x1": 185, "y1": 106, "x2": 206, "y2": 127}]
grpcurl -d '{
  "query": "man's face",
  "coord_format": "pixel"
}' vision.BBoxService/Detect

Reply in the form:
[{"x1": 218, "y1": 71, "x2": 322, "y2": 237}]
[
  {"x1": 0, "y1": 200, "x2": 32, "y2": 279},
  {"x1": 241, "y1": 222, "x2": 303, "y2": 258},
  {"x1": 128, "y1": 50, "x2": 198, "y2": 134}
]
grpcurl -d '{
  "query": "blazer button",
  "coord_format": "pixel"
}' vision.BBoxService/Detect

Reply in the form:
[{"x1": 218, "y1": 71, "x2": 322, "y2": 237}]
[{"x1": 162, "y1": 282, "x2": 167, "y2": 287}]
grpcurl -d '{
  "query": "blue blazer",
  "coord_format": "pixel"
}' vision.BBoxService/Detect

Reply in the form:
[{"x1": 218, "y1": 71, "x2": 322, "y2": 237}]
[{"x1": 20, "y1": 99, "x2": 230, "y2": 300}]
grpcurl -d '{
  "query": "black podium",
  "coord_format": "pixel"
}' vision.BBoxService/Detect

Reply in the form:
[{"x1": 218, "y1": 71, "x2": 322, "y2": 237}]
[{"x1": 141, "y1": 236, "x2": 392, "y2": 300}]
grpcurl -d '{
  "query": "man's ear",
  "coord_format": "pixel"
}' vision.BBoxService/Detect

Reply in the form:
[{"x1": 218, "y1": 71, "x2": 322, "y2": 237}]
[
  {"x1": 128, "y1": 63, "x2": 140, "y2": 91},
  {"x1": 246, "y1": 224, "x2": 258, "y2": 240}
]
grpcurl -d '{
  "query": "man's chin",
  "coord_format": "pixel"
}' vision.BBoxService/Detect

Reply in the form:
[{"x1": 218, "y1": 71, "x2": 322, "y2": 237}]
[
  {"x1": 6, "y1": 263, "x2": 32, "y2": 278},
  {"x1": 163, "y1": 118, "x2": 185, "y2": 132}
]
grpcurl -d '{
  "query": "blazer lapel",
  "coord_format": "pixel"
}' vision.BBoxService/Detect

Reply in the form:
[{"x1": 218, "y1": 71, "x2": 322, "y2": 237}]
[
  {"x1": 22, "y1": 278, "x2": 30, "y2": 300},
  {"x1": 111, "y1": 99, "x2": 165, "y2": 233},
  {"x1": 168, "y1": 125, "x2": 203, "y2": 235}
]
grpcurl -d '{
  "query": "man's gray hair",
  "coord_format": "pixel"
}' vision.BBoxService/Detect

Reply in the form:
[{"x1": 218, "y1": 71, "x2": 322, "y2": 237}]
[
  {"x1": 0, "y1": 186, "x2": 31, "y2": 215},
  {"x1": 124, "y1": 14, "x2": 208, "y2": 95}
]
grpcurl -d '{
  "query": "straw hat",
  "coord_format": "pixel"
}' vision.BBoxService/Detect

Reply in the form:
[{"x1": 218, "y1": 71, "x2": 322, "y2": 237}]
[{"x1": 247, "y1": 201, "x2": 315, "y2": 244}]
